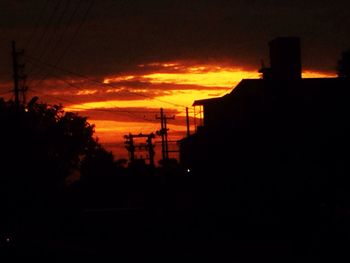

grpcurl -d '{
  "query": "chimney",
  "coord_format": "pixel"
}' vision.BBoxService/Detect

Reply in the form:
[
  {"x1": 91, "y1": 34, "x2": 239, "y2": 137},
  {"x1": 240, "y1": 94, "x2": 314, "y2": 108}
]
[{"x1": 269, "y1": 37, "x2": 302, "y2": 80}]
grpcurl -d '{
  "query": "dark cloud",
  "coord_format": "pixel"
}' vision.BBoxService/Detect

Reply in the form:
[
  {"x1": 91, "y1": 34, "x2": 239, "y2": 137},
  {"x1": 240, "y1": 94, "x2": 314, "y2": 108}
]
[
  {"x1": 33, "y1": 88, "x2": 164, "y2": 105},
  {"x1": 1, "y1": 0, "x2": 350, "y2": 83},
  {"x1": 19, "y1": 68, "x2": 232, "y2": 106}
]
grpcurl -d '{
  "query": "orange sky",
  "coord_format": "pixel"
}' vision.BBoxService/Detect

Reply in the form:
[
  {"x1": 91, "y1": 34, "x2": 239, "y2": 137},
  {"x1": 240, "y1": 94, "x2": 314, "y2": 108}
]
[
  {"x1": 61, "y1": 62, "x2": 334, "y2": 162},
  {"x1": 0, "y1": 61, "x2": 336, "y2": 162},
  {"x1": 63, "y1": 62, "x2": 247, "y2": 161}
]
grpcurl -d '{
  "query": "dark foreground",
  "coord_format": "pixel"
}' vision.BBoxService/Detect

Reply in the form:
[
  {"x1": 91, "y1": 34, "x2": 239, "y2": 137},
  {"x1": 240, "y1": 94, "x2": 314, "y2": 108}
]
[{"x1": 2, "y1": 175, "x2": 350, "y2": 263}]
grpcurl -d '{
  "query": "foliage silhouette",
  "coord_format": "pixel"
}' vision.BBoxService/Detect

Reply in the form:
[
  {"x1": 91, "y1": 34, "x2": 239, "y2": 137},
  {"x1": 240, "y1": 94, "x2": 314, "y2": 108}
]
[{"x1": 0, "y1": 97, "x2": 119, "y2": 249}]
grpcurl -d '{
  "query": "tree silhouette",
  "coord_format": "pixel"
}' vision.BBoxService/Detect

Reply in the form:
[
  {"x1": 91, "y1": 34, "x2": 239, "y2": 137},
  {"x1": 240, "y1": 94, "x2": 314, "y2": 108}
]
[
  {"x1": 337, "y1": 49, "x2": 350, "y2": 78},
  {"x1": 0, "y1": 97, "x2": 123, "y2": 247},
  {"x1": 0, "y1": 97, "x2": 113, "y2": 203}
]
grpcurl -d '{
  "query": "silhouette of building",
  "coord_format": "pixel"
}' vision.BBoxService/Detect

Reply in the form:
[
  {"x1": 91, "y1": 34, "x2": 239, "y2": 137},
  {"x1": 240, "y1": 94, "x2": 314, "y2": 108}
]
[{"x1": 179, "y1": 37, "x2": 350, "y2": 181}]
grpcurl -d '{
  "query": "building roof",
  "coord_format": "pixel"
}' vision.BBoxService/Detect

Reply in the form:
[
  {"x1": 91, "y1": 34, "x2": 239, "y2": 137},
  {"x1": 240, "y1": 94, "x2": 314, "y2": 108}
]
[
  {"x1": 192, "y1": 96, "x2": 227, "y2": 106},
  {"x1": 192, "y1": 77, "x2": 350, "y2": 107}
]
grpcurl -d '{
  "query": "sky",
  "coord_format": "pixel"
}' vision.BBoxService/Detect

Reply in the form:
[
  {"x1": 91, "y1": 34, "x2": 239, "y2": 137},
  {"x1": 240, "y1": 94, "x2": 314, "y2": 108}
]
[{"x1": 0, "y1": 0, "x2": 349, "y2": 161}]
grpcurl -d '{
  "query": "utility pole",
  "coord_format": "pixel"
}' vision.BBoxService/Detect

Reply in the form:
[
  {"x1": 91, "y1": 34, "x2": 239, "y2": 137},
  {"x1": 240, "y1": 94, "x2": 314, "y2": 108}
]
[
  {"x1": 146, "y1": 134, "x2": 155, "y2": 167},
  {"x1": 19, "y1": 66, "x2": 28, "y2": 105},
  {"x1": 164, "y1": 117, "x2": 169, "y2": 159},
  {"x1": 11, "y1": 41, "x2": 27, "y2": 111},
  {"x1": 193, "y1": 106, "x2": 197, "y2": 132},
  {"x1": 124, "y1": 133, "x2": 135, "y2": 162},
  {"x1": 186, "y1": 107, "x2": 190, "y2": 137},
  {"x1": 156, "y1": 108, "x2": 166, "y2": 160},
  {"x1": 124, "y1": 133, "x2": 155, "y2": 167},
  {"x1": 156, "y1": 108, "x2": 175, "y2": 161},
  {"x1": 12, "y1": 41, "x2": 20, "y2": 111}
]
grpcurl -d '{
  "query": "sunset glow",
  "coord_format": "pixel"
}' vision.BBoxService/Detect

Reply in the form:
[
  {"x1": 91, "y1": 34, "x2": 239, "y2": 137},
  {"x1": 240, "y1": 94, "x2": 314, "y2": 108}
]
[
  {"x1": 65, "y1": 89, "x2": 231, "y2": 112},
  {"x1": 55, "y1": 63, "x2": 254, "y2": 158},
  {"x1": 302, "y1": 71, "x2": 336, "y2": 78},
  {"x1": 0, "y1": 60, "x2": 329, "y2": 160},
  {"x1": 103, "y1": 62, "x2": 259, "y2": 86},
  {"x1": 46, "y1": 62, "x2": 334, "y2": 159},
  {"x1": 143, "y1": 68, "x2": 258, "y2": 87}
]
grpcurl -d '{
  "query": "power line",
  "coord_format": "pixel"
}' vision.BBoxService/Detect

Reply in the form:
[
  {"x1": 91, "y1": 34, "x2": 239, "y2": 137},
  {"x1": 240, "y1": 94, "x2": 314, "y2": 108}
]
[
  {"x1": 26, "y1": 0, "x2": 85, "y2": 87},
  {"x1": 54, "y1": 0, "x2": 95, "y2": 66},
  {"x1": 40, "y1": 0, "x2": 84, "y2": 64},
  {"x1": 24, "y1": 0, "x2": 50, "y2": 50},
  {"x1": 29, "y1": 0, "x2": 95, "y2": 90},
  {"x1": 34, "y1": 0, "x2": 72, "y2": 65},
  {"x1": 25, "y1": 0, "x2": 63, "y2": 81},
  {"x1": 29, "y1": 0, "x2": 62, "y2": 57}
]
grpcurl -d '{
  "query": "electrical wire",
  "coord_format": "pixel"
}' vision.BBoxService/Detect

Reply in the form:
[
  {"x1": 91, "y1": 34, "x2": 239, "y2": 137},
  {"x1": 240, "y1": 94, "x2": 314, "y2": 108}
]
[
  {"x1": 27, "y1": 0, "x2": 84, "y2": 86},
  {"x1": 28, "y1": 0, "x2": 62, "y2": 58},
  {"x1": 24, "y1": 0, "x2": 50, "y2": 50},
  {"x1": 34, "y1": 0, "x2": 72, "y2": 65},
  {"x1": 29, "y1": 0, "x2": 95, "y2": 90}
]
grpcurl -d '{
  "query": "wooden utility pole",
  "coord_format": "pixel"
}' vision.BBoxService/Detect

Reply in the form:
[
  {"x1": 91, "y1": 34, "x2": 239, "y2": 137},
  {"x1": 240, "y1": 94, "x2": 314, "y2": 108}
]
[
  {"x1": 146, "y1": 134, "x2": 155, "y2": 167},
  {"x1": 156, "y1": 108, "x2": 166, "y2": 160},
  {"x1": 164, "y1": 117, "x2": 169, "y2": 159},
  {"x1": 193, "y1": 106, "x2": 197, "y2": 132},
  {"x1": 186, "y1": 107, "x2": 190, "y2": 137},
  {"x1": 124, "y1": 133, "x2": 135, "y2": 162},
  {"x1": 11, "y1": 41, "x2": 27, "y2": 110},
  {"x1": 12, "y1": 41, "x2": 20, "y2": 111},
  {"x1": 156, "y1": 108, "x2": 175, "y2": 161}
]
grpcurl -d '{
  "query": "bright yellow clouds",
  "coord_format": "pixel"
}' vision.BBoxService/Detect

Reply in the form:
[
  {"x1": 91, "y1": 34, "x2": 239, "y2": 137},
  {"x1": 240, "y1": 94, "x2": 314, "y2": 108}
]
[{"x1": 143, "y1": 69, "x2": 259, "y2": 87}]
